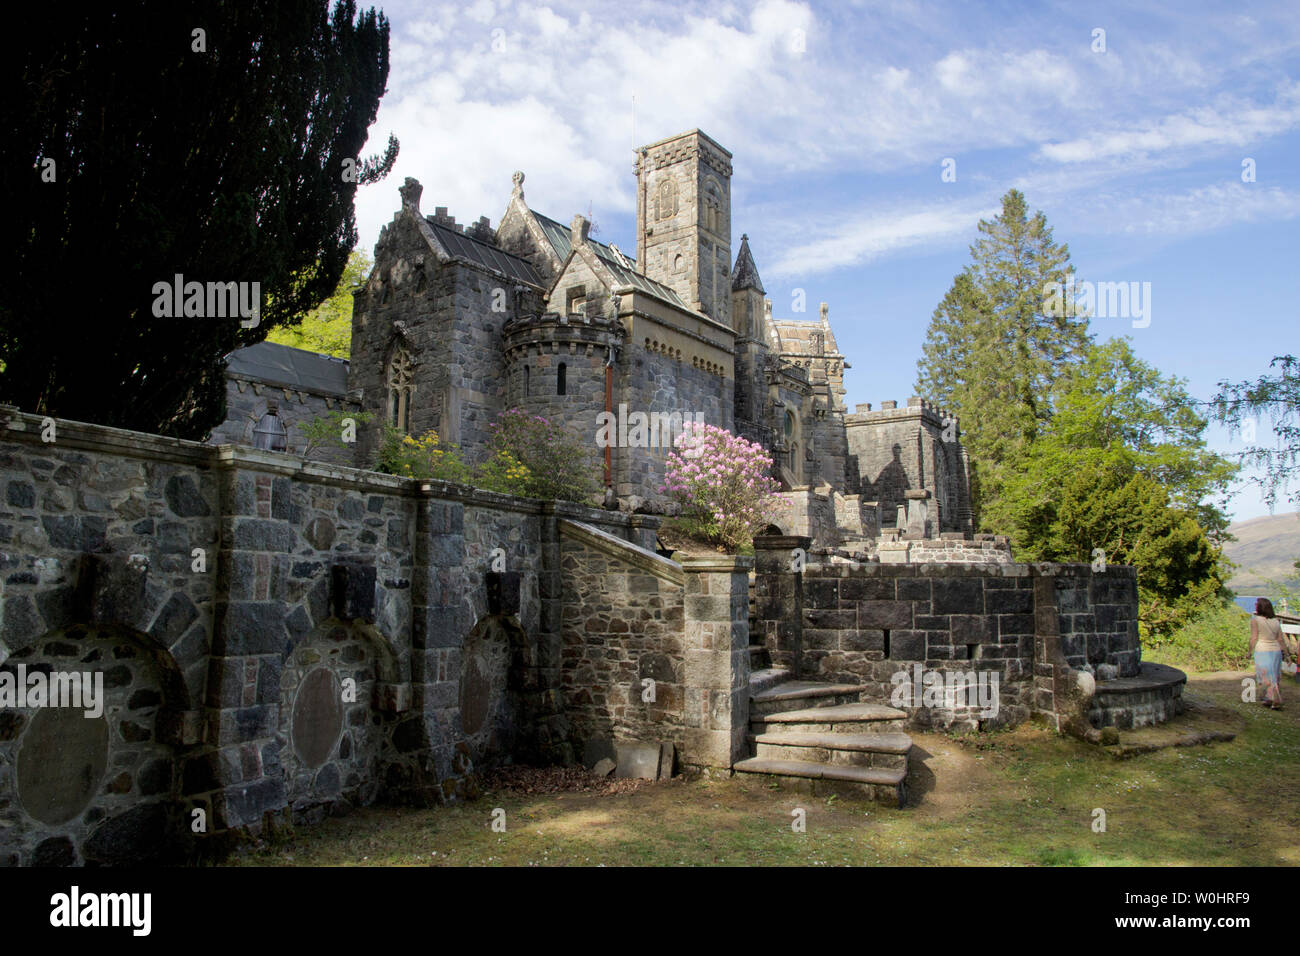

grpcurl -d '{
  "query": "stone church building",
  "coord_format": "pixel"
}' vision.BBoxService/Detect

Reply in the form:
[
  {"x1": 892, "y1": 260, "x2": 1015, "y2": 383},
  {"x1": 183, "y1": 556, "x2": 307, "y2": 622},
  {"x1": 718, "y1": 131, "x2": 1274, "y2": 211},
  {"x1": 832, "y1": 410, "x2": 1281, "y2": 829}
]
[{"x1": 215, "y1": 129, "x2": 973, "y2": 549}]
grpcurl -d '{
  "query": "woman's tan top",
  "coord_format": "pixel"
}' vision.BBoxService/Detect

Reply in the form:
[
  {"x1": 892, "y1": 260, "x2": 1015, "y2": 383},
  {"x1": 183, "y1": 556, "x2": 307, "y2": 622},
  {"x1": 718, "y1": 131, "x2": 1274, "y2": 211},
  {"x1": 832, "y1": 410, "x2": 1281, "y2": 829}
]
[{"x1": 1253, "y1": 614, "x2": 1283, "y2": 653}]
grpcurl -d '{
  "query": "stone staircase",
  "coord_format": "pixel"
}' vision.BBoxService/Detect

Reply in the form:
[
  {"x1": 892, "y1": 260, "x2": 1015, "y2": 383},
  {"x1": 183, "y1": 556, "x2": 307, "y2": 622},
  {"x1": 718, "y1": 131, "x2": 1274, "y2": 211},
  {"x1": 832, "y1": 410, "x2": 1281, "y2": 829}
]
[{"x1": 735, "y1": 645, "x2": 912, "y2": 807}]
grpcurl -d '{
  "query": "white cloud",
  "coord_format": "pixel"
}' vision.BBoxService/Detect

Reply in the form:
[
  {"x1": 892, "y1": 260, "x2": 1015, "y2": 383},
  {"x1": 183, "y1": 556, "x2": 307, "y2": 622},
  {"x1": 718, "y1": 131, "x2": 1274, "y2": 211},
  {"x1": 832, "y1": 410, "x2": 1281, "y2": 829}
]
[
  {"x1": 769, "y1": 198, "x2": 998, "y2": 278},
  {"x1": 351, "y1": 0, "x2": 1300, "y2": 269},
  {"x1": 1039, "y1": 83, "x2": 1300, "y2": 164}
]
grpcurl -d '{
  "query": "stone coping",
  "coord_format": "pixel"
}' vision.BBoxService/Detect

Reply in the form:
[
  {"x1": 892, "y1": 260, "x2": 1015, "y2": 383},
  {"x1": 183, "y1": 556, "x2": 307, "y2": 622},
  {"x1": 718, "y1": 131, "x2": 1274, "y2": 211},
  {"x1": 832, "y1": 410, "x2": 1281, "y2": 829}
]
[
  {"x1": 752, "y1": 535, "x2": 812, "y2": 551},
  {"x1": 676, "y1": 554, "x2": 755, "y2": 573},
  {"x1": 798, "y1": 561, "x2": 1136, "y2": 578},
  {"x1": 1092, "y1": 662, "x2": 1188, "y2": 696},
  {"x1": 558, "y1": 519, "x2": 685, "y2": 586},
  {"x1": 0, "y1": 407, "x2": 654, "y2": 531}
]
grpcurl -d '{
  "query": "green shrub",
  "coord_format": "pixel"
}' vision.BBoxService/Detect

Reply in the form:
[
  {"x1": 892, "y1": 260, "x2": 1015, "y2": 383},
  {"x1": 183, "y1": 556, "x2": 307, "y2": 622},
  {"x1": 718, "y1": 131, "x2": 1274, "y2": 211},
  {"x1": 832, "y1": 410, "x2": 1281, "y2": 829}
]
[
  {"x1": 374, "y1": 426, "x2": 473, "y2": 484},
  {"x1": 1143, "y1": 601, "x2": 1253, "y2": 672},
  {"x1": 300, "y1": 410, "x2": 373, "y2": 459},
  {"x1": 486, "y1": 409, "x2": 600, "y2": 503}
]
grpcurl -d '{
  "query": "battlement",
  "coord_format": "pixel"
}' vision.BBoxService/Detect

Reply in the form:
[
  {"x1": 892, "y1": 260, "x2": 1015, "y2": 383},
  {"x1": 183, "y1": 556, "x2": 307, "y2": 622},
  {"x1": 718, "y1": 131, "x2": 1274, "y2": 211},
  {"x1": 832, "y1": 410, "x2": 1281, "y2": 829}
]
[
  {"x1": 502, "y1": 311, "x2": 625, "y2": 363},
  {"x1": 846, "y1": 396, "x2": 957, "y2": 430},
  {"x1": 426, "y1": 207, "x2": 496, "y2": 243}
]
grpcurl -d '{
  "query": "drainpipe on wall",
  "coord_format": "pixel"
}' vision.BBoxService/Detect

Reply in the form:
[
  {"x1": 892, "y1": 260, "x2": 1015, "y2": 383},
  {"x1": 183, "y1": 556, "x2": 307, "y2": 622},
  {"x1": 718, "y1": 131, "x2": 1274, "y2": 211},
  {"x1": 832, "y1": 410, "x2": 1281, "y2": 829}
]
[{"x1": 604, "y1": 343, "x2": 615, "y2": 491}]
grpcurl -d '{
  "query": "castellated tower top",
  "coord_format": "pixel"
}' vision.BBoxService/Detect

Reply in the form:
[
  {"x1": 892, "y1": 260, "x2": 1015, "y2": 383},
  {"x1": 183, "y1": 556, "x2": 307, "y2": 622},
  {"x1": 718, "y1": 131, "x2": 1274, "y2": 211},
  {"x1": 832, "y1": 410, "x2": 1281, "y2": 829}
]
[{"x1": 634, "y1": 130, "x2": 733, "y2": 328}]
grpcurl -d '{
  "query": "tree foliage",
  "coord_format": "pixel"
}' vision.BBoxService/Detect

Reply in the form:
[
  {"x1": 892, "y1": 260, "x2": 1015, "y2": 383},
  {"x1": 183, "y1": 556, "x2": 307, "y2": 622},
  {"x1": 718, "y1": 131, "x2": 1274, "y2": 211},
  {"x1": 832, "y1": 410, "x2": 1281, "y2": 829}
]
[
  {"x1": 1211, "y1": 354, "x2": 1300, "y2": 510},
  {"x1": 1, "y1": 1, "x2": 397, "y2": 438},
  {"x1": 267, "y1": 251, "x2": 370, "y2": 358},
  {"x1": 916, "y1": 192, "x2": 1235, "y2": 634},
  {"x1": 917, "y1": 190, "x2": 1092, "y2": 519}
]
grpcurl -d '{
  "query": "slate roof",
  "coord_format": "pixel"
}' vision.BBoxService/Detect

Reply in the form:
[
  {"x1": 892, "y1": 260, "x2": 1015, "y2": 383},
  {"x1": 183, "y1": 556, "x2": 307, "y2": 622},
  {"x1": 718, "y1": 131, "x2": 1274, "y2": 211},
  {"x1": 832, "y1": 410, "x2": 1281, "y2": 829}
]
[
  {"x1": 427, "y1": 220, "x2": 544, "y2": 287},
  {"x1": 224, "y1": 341, "x2": 350, "y2": 396},
  {"x1": 531, "y1": 212, "x2": 692, "y2": 311}
]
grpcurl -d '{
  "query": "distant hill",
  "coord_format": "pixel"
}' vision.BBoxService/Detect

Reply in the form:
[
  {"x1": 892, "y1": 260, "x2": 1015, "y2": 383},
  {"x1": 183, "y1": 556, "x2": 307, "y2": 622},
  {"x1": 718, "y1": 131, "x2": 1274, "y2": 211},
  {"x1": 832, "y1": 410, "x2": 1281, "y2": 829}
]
[{"x1": 1223, "y1": 512, "x2": 1300, "y2": 591}]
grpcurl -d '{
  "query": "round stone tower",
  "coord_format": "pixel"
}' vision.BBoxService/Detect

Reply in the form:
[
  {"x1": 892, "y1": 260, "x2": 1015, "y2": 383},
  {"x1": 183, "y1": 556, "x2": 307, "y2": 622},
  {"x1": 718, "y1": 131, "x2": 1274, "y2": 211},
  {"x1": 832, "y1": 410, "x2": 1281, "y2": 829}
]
[{"x1": 502, "y1": 310, "x2": 626, "y2": 455}]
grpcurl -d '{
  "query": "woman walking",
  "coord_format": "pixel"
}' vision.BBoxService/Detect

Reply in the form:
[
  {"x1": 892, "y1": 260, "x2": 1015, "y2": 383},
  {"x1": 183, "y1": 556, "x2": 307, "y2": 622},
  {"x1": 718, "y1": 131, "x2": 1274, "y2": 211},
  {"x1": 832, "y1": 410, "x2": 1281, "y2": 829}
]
[{"x1": 1250, "y1": 598, "x2": 1285, "y2": 710}]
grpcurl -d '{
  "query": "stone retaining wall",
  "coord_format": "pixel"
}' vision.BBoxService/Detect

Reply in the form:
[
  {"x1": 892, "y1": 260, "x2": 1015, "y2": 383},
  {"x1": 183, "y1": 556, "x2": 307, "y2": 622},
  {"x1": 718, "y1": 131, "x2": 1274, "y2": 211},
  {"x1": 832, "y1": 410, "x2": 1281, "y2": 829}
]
[{"x1": 0, "y1": 409, "x2": 659, "y2": 865}]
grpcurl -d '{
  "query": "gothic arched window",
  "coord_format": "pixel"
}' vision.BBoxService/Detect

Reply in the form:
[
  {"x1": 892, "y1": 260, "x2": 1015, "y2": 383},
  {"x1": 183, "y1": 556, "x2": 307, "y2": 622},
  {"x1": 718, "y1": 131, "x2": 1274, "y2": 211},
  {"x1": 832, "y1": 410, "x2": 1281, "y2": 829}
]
[{"x1": 387, "y1": 347, "x2": 415, "y2": 433}]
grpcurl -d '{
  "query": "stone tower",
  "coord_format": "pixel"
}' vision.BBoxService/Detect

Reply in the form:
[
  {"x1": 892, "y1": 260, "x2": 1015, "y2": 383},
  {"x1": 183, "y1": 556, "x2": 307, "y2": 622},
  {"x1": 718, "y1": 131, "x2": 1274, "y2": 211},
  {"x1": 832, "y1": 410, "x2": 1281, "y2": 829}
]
[{"x1": 635, "y1": 130, "x2": 733, "y2": 327}]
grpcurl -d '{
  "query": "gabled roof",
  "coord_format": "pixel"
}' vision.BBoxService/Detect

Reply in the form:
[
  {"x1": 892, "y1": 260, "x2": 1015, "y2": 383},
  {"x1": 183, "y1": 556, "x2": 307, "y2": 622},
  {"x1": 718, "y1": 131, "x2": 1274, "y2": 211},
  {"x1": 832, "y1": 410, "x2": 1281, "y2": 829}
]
[
  {"x1": 731, "y1": 234, "x2": 765, "y2": 293},
  {"x1": 427, "y1": 220, "x2": 543, "y2": 287},
  {"x1": 530, "y1": 211, "x2": 692, "y2": 311},
  {"x1": 224, "y1": 341, "x2": 350, "y2": 396}
]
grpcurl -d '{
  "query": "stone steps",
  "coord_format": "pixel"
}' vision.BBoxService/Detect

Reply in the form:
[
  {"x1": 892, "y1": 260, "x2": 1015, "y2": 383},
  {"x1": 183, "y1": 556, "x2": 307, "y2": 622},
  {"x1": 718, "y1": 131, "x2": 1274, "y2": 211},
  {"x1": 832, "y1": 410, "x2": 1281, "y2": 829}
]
[
  {"x1": 750, "y1": 730, "x2": 911, "y2": 771},
  {"x1": 749, "y1": 666, "x2": 791, "y2": 696},
  {"x1": 750, "y1": 701, "x2": 909, "y2": 734},
  {"x1": 739, "y1": 678, "x2": 912, "y2": 807},
  {"x1": 750, "y1": 680, "x2": 865, "y2": 716},
  {"x1": 733, "y1": 756, "x2": 908, "y2": 807}
]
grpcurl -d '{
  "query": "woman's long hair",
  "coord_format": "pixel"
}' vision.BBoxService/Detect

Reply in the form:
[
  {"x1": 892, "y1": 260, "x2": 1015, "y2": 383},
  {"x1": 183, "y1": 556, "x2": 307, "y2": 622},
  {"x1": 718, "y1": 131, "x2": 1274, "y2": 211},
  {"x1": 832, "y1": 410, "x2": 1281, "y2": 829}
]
[{"x1": 1255, "y1": 597, "x2": 1276, "y2": 619}]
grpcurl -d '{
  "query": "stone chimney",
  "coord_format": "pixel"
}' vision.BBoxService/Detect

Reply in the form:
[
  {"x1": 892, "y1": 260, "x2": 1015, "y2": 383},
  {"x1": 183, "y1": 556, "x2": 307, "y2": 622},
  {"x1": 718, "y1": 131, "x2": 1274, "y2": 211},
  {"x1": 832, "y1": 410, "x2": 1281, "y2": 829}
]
[{"x1": 570, "y1": 214, "x2": 590, "y2": 247}]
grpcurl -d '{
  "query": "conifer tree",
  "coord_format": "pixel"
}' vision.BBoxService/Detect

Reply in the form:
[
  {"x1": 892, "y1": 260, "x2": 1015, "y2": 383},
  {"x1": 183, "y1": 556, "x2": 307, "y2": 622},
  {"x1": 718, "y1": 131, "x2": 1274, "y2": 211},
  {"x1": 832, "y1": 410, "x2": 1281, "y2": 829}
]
[
  {"x1": 916, "y1": 189, "x2": 1091, "y2": 519},
  {"x1": 1, "y1": 1, "x2": 398, "y2": 438}
]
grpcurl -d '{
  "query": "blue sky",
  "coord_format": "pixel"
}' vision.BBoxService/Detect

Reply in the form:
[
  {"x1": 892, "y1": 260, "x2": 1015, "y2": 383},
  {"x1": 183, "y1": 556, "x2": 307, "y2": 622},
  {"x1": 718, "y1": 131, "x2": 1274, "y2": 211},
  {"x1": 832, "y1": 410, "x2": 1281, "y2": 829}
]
[{"x1": 351, "y1": 0, "x2": 1300, "y2": 523}]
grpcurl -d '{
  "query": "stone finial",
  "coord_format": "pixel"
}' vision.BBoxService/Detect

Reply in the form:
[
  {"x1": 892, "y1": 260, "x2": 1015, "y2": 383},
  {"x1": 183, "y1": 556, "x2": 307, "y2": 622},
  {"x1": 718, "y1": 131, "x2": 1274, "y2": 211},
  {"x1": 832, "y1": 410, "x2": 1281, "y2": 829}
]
[
  {"x1": 511, "y1": 170, "x2": 525, "y2": 198},
  {"x1": 764, "y1": 298, "x2": 772, "y2": 318},
  {"x1": 819, "y1": 302, "x2": 829, "y2": 322},
  {"x1": 570, "y1": 214, "x2": 590, "y2": 246},
  {"x1": 399, "y1": 177, "x2": 423, "y2": 212}
]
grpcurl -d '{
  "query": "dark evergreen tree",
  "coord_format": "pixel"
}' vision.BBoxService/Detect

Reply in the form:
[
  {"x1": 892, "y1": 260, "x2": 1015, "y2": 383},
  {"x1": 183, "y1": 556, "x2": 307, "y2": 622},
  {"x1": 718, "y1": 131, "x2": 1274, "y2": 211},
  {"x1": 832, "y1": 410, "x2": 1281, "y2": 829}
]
[{"x1": 1, "y1": 0, "x2": 398, "y2": 438}]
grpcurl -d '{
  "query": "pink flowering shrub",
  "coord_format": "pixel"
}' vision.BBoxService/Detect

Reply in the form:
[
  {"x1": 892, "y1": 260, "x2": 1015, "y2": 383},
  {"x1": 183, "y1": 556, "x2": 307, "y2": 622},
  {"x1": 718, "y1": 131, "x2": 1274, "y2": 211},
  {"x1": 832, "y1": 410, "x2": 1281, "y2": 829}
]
[{"x1": 660, "y1": 422, "x2": 780, "y2": 552}]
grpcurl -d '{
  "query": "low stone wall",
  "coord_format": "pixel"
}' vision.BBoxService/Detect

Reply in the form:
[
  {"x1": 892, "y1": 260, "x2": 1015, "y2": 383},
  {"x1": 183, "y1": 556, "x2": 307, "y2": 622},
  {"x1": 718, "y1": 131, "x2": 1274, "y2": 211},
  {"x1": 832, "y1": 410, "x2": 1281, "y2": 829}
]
[
  {"x1": 1087, "y1": 662, "x2": 1186, "y2": 730},
  {"x1": 557, "y1": 521, "x2": 750, "y2": 770},
  {"x1": 750, "y1": 538, "x2": 1143, "y2": 732},
  {"x1": 558, "y1": 521, "x2": 686, "y2": 759},
  {"x1": 876, "y1": 532, "x2": 1013, "y2": 565}
]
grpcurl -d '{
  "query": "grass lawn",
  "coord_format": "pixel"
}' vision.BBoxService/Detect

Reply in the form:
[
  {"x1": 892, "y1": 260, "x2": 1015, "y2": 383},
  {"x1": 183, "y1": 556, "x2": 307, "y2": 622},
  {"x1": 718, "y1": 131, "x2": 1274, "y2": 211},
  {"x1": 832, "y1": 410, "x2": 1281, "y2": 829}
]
[{"x1": 227, "y1": 671, "x2": 1300, "y2": 867}]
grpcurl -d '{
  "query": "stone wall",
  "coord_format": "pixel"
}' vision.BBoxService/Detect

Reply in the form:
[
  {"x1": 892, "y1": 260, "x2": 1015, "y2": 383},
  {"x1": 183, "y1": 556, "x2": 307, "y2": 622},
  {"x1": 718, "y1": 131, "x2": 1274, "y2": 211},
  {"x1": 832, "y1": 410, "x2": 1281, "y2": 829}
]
[
  {"x1": 209, "y1": 376, "x2": 360, "y2": 468},
  {"x1": 844, "y1": 398, "x2": 971, "y2": 533},
  {"x1": 875, "y1": 532, "x2": 1013, "y2": 565},
  {"x1": 555, "y1": 521, "x2": 751, "y2": 769},
  {"x1": 0, "y1": 409, "x2": 659, "y2": 865},
  {"x1": 558, "y1": 521, "x2": 686, "y2": 758},
  {"x1": 750, "y1": 538, "x2": 1142, "y2": 732}
]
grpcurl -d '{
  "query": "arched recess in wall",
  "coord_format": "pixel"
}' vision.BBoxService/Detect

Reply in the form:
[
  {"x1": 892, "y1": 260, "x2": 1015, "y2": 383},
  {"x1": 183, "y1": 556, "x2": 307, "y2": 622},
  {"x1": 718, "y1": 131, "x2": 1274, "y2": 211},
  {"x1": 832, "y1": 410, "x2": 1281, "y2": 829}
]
[
  {"x1": 458, "y1": 614, "x2": 531, "y2": 766},
  {"x1": 239, "y1": 399, "x2": 289, "y2": 451},
  {"x1": 0, "y1": 624, "x2": 195, "y2": 866},
  {"x1": 656, "y1": 178, "x2": 678, "y2": 220},
  {"x1": 702, "y1": 178, "x2": 723, "y2": 233},
  {"x1": 278, "y1": 618, "x2": 402, "y2": 823}
]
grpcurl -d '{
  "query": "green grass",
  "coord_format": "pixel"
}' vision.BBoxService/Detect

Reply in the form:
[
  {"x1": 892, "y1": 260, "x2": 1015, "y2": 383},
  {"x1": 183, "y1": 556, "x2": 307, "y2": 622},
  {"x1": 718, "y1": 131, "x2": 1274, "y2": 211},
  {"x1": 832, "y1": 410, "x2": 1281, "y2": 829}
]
[{"x1": 225, "y1": 673, "x2": 1300, "y2": 867}]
